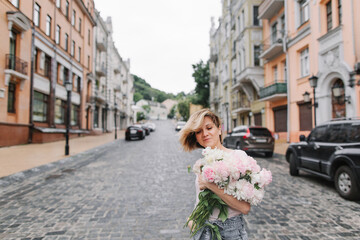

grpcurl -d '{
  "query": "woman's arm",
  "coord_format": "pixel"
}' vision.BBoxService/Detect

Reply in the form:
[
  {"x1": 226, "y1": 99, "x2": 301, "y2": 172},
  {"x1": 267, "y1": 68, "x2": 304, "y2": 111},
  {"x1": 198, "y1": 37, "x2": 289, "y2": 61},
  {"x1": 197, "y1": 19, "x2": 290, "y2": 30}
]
[{"x1": 198, "y1": 174, "x2": 251, "y2": 215}]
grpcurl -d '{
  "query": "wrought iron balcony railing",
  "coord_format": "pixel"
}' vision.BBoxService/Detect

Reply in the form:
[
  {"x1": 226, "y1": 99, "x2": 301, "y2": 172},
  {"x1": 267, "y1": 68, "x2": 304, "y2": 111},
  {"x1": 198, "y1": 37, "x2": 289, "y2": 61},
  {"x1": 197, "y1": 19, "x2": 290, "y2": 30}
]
[
  {"x1": 259, "y1": 80, "x2": 287, "y2": 99},
  {"x1": 5, "y1": 54, "x2": 28, "y2": 75}
]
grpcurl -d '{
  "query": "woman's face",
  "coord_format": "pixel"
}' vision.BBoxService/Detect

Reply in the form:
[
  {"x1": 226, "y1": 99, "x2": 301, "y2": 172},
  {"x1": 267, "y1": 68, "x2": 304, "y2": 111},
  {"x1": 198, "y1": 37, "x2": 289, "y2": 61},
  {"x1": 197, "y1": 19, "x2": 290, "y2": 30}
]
[{"x1": 195, "y1": 116, "x2": 221, "y2": 149}]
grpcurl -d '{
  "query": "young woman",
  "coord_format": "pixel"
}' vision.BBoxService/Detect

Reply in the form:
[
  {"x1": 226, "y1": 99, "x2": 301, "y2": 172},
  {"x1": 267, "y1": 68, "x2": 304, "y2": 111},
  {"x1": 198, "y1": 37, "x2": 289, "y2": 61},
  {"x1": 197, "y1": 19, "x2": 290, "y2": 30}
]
[{"x1": 179, "y1": 108, "x2": 250, "y2": 240}]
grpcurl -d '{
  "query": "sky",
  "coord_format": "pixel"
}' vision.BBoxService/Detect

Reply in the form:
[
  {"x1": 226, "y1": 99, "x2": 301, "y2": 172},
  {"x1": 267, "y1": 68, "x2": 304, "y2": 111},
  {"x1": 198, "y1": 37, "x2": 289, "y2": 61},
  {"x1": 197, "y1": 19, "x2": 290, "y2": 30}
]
[{"x1": 94, "y1": 0, "x2": 221, "y2": 95}]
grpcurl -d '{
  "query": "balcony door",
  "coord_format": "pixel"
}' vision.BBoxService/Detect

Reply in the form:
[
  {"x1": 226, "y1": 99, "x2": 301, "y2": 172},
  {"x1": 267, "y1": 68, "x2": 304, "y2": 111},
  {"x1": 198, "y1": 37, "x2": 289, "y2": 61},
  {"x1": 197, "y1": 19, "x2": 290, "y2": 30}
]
[{"x1": 9, "y1": 30, "x2": 17, "y2": 69}]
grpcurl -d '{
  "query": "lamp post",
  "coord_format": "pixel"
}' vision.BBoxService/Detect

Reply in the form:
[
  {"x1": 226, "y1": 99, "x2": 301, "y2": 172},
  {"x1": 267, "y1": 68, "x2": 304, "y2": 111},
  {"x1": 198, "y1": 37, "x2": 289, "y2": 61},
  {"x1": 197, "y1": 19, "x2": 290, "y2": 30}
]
[
  {"x1": 114, "y1": 102, "x2": 117, "y2": 139},
  {"x1": 308, "y1": 75, "x2": 318, "y2": 126},
  {"x1": 64, "y1": 80, "x2": 72, "y2": 156},
  {"x1": 224, "y1": 102, "x2": 229, "y2": 133}
]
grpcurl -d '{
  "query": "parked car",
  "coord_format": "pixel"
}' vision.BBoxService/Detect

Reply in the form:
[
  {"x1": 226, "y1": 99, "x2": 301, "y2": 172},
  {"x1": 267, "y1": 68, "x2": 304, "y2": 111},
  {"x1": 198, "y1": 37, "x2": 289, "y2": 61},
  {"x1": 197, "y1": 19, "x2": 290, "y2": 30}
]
[
  {"x1": 285, "y1": 118, "x2": 360, "y2": 200},
  {"x1": 140, "y1": 124, "x2": 150, "y2": 135},
  {"x1": 175, "y1": 121, "x2": 186, "y2": 131},
  {"x1": 144, "y1": 122, "x2": 156, "y2": 132},
  {"x1": 125, "y1": 125, "x2": 145, "y2": 140},
  {"x1": 223, "y1": 125, "x2": 274, "y2": 157}
]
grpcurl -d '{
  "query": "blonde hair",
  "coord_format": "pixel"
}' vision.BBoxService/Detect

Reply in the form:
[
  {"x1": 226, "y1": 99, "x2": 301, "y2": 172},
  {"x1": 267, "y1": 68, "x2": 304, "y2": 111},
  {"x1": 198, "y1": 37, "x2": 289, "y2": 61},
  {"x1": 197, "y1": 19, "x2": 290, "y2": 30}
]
[{"x1": 179, "y1": 108, "x2": 222, "y2": 152}]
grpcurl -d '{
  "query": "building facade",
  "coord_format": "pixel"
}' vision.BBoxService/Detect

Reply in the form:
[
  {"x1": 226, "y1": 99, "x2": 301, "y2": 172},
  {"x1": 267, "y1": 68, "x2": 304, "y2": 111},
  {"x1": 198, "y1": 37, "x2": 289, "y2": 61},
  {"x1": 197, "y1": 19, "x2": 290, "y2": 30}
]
[
  {"x1": 209, "y1": 0, "x2": 265, "y2": 133},
  {"x1": 259, "y1": 0, "x2": 360, "y2": 142},
  {"x1": 0, "y1": 0, "x2": 134, "y2": 147}
]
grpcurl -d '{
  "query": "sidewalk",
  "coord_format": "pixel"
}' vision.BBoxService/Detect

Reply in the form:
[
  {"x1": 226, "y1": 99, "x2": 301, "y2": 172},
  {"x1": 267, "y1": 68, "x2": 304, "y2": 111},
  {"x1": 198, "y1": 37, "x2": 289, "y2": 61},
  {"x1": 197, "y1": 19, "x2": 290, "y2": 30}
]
[{"x1": 0, "y1": 131, "x2": 124, "y2": 178}]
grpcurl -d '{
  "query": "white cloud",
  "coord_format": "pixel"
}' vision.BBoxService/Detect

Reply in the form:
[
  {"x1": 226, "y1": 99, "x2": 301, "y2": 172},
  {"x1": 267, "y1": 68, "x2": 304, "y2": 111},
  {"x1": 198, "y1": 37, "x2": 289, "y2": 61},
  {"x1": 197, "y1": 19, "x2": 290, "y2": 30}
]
[{"x1": 94, "y1": 0, "x2": 221, "y2": 94}]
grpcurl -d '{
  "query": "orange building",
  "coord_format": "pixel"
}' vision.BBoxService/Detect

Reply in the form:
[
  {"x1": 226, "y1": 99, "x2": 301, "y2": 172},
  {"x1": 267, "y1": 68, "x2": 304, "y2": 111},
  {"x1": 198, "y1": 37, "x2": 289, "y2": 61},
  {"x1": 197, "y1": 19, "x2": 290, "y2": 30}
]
[
  {"x1": 0, "y1": 0, "x2": 95, "y2": 147},
  {"x1": 259, "y1": 0, "x2": 360, "y2": 143}
]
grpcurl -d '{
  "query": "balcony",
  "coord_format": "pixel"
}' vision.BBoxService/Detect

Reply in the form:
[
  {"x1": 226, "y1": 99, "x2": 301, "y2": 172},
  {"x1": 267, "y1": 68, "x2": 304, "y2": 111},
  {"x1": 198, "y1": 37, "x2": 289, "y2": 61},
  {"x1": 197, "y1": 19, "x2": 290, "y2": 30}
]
[
  {"x1": 114, "y1": 66, "x2": 121, "y2": 74},
  {"x1": 95, "y1": 64, "x2": 106, "y2": 77},
  {"x1": 92, "y1": 89, "x2": 106, "y2": 103},
  {"x1": 4, "y1": 54, "x2": 29, "y2": 90},
  {"x1": 258, "y1": 0, "x2": 284, "y2": 20},
  {"x1": 259, "y1": 31, "x2": 284, "y2": 60},
  {"x1": 210, "y1": 53, "x2": 218, "y2": 63},
  {"x1": 259, "y1": 80, "x2": 287, "y2": 101},
  {"x1": 232, "y1": 101, "x2": 251, "y2": 114},
  {"x1": 96, "y1": 37, "x2": 106, "y2": 52}
]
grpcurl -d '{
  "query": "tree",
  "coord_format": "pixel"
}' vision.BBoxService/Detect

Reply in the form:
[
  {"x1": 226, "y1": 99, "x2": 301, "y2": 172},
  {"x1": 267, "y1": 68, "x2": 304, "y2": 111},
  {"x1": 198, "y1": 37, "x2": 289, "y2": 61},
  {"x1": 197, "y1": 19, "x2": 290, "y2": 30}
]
[
  {"x1": 136, "y1": 112, "x2": 145, "y2": 122},
  {"x1": 168, "y1": 105, "x2": 176, "y2": 119},
  {"x1": 192, "y1": 60, "x2": 210, "y2": 107},
  {"x1": 133, "y1": 92, "x2": 143, "y2": 103},
  {"x1": 177, "y1": 99, "x2": 190, "y2": 120}
]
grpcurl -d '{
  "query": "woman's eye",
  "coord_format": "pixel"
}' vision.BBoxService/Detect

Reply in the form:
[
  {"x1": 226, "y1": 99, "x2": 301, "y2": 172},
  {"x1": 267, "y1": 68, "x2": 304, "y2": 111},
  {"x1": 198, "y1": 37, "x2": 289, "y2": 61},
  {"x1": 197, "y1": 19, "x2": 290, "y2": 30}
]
[
  {"x1": 207, "y1": 127, "x2": 212, "y2": 130},
  {"x1": 196, "y1": 130, "x2": 201, "y2": 134}
]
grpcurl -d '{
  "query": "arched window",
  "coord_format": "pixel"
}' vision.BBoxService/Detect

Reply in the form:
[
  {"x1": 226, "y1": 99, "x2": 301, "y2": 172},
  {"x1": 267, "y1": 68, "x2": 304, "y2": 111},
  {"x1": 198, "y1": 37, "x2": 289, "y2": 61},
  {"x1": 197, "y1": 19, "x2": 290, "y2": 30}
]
[{"x1": 331, "y1": 79, "x2": 346, "y2": 118}]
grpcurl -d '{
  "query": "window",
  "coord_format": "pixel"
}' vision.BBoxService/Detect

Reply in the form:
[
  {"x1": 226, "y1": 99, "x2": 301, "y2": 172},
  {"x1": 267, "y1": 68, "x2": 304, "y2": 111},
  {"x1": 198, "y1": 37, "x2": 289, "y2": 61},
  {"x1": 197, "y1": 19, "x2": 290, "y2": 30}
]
[
  {"x1": 299, "y1": 0, "x2": 309, "y2": 25},
  {"x1": 63, "y1": 67, "x2": 69, "y2": 85},
  {"x1": 72, "y1": 10, "x2": 76, "y2": 26},
  {"x1": 71, "y1": 104, "x2": 79, "y2": 125},
  {"x1": 253, "y1": 6, "x2": 259, "y2": 26},
  {"x1": 254, "y1": 45, "x2": 261, "y2": 66},
  {"x1": 10, "y1": 0, "x2": 19, "y2": 8},
  {"x1": 300, "y1": 48, "x2": 309, "y2": 77},
  {"x1": 273, "y1": 66, "x2": 278, "y2": 81},
  {"x1": 94, "y1": 106, "x2": 99, "y2": 128},
  {"x1": 309, "y1": 125, "x2": 328, "y2": 142},
  {"x1": 88, "y1": 55, "x2": 90, "y2": 68},
  {"x1": 65, "y1": 33, "x2": 68, "y2": 51},
  {"x1": 348, "y1": 124, "x2": 360, "y2": 142},
  {"x1": 7, "y1": 82, "x2": 16, "y2": 113},
  {"x1": 33, "y1": 91, "x2": 48, "y2": 122},
  {"x1": 338, "y1": 0, "x2": 342, "y2": 25},
  {"x1": 46, "y1": 15, "x2": 51, "y2": 36},
  {"x1": 326, "y1": 1, "x2": 332, "y2": 31},
  {"x1": 328, "y1": 124, "x2": 347, "y2": 143},
  {"x1": 88, "y1": 29, "x2": 90, "y2": 45},
  {"x1": 56, "y1": 0, "x2": 61, "y2": 8},
  {"x1": 55, "y1": 25, "x2": 60, "y2": 44},
  {"x1": 44, "y1": 54, "x2": 51, "y2": 78},
  {"x1": 76, "y1": 76, "x2": 81, "y2": 92},
  {"x1": 78, "y1": 47, "x2": 81, "y2": 62},
  {"x1": 55, "y1": 99, "x2": 66, "y2": 124},
  {"x1": 283, "y1": 60, "x2": 287, "y2": 81},
  {"x1": 71, "y1": 40, "x2": 75, "y2": 56},
  {"x1": 79, "y1": 18, "x2": 82, "y2": 33},
  {"x1": 34, "y1": 3, "x2": 40, "y2": 27},
  {"x1": 65, "y1": 0, "x2": 69, "y2": 18}
]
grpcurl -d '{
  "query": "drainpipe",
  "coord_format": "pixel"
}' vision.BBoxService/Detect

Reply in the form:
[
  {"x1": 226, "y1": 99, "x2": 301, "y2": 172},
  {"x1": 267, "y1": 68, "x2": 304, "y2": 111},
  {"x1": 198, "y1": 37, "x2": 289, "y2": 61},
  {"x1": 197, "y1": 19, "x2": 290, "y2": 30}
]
[
  {"x1": 28, "y1": 0, "x2": 35, "y2": 143},
  {"x1": 284, "y1": 0, "x2": 290, "y2": 143}
]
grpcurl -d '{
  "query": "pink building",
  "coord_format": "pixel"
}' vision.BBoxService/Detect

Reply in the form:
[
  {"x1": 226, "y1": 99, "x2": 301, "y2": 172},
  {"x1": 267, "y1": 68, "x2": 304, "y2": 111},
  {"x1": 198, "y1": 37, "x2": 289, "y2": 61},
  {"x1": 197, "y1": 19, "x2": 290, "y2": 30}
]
[{"x1": 259, "y1": 0, "x2": 360, "y2": 143}]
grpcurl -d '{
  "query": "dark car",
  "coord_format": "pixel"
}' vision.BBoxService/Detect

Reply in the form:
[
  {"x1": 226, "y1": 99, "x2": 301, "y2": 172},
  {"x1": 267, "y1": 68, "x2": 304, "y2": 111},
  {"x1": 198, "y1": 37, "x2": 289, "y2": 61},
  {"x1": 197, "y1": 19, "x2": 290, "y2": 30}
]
[
  {"x1": 285, "y1": 118, "x2": 360, "y2": 200},
  {"x1": 125, "y1": 125, "x2": 145, "y2": 140},
  {"x1": 144, "y1": 122, "x2": 156, "y2": 132},
  {"x1": 223, "y1": 125, "x2": 274, "y2": 157},
  {"x1": 140, "y1": 124, "x2": 150, "y2": 135}
]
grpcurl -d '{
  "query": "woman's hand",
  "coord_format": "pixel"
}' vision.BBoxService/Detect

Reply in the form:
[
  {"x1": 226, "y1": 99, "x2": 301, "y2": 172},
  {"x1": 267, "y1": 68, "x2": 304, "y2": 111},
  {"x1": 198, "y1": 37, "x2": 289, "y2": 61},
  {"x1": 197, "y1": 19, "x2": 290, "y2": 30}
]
[{"x1": 197, "y1": 174, "x2": 208, "y2": 190}]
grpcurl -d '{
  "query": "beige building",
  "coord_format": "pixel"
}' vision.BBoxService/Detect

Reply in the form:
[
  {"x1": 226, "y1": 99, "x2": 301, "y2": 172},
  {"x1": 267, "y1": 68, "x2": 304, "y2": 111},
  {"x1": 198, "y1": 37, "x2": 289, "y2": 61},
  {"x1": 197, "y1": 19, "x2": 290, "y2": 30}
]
[
  {"x1": 209, "y1": 0, "x2": 265, "y2": 133},
  {"x1": 136, "y1": 99, "x2": 167, "y2": 120}
]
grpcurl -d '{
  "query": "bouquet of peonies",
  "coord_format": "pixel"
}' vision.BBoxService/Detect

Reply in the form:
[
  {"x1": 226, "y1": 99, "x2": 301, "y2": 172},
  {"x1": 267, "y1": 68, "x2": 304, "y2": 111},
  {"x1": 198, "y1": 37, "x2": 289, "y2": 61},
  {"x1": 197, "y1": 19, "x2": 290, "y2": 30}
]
[{"x1": 186, "y1": 147, "x2": 272, "y2": 238}]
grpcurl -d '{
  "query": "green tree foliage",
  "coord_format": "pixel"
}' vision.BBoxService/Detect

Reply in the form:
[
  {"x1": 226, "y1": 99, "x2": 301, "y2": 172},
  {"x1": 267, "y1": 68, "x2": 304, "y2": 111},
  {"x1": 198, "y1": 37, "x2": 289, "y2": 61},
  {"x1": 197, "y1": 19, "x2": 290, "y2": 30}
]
[
  {"x1": 132, "y1": 74, "x2": 176, "y2": 103},
  {"x1": 142, "y1": 105, "x2": 151, "y2": 114},
  {"x1": 136, "y1": 112, "x2": 146, "y2": 122},
  {"x1": 192, "y1": 60, "x2": 210, "y2": 107},
  {"x1": 177, "y1": 99, "x2": 190, "y2": 120},
  {"x1": 167, "y1": 105, "x2": 176, "y2": 119}
]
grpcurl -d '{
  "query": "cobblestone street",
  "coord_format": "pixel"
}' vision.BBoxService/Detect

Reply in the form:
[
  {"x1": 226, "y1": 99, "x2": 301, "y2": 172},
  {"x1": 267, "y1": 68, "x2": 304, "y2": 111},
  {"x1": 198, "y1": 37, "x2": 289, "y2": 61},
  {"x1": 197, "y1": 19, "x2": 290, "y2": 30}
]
[{"x1": 0, "y1": 120, "x2": 359, "y2": 239}]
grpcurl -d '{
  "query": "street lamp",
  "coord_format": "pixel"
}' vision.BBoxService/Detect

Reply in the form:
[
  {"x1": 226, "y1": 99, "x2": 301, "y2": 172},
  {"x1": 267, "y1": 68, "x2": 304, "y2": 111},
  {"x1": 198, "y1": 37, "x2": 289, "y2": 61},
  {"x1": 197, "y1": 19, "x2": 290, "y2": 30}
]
[
  {"x1": 224, "y1": 102, "x2": 229, "y2": 133},
  {"x1": 114, "y1": 101, "x2": 117, "y2": 139},
  {"x1": 308, "y1": 75, "x2": 318, "y2": 126},
  {"x1": 64, "y1": 80, "x2": 72, "y2": 156}
]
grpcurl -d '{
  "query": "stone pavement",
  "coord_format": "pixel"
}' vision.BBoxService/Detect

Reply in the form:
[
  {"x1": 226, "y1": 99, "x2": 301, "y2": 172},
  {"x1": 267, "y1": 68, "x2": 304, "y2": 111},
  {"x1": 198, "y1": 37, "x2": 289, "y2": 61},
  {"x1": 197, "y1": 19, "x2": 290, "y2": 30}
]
[
  {"x1": 0, "y1": 128, "x2": 288, "y2": 180},
  {"x1": 0, "y1": 120, "x2": 359, "y2": 239},
  {"x1": 0, "y1": 131, "x2": 124, "y2": 178}
]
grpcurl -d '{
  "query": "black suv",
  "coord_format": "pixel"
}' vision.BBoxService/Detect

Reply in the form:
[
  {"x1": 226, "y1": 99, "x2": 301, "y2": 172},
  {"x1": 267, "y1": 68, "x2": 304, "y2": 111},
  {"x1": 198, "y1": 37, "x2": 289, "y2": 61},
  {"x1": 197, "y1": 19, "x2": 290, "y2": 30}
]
[
  {"x1": 285, "y1": 119, "x2": 360, "y2": 200},
  {"x1": 223, "y1": 126, "x2": 274, "y2": 157}
]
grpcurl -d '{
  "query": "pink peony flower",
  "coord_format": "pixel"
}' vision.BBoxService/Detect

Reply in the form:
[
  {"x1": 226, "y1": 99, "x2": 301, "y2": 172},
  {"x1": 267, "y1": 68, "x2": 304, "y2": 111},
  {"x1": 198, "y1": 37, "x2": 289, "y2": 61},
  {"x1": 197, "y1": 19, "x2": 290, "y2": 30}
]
[
  {"x1": 258, "y1": 168, "x2": 272, "y2": 187},
  {"x1": 202, "y1": 166, "x2": 215, "y2": 182},
  {"x1": 213, "y1": 161, "x2": 230, "y2": 182}
]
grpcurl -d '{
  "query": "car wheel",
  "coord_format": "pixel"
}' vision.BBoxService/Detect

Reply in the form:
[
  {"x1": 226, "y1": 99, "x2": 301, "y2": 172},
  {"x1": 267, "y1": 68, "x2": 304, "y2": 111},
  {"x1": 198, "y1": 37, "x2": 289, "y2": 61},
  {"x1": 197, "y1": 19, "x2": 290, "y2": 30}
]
[
  {"x1": 335, "y1": 166, "x2": 360, "y2": 201},
  {"x1": 289, "y1": 153, "x2": 299, "y2": 176},
  {"x1": 236, "y1": 143, "x2": 241, "y2": 150},
  {"x1": 125, "y1": 137, "x2": 130, "y2": 141},
  {"x1": 265, "y1": 152, "x2": 273, "y2": 158}
]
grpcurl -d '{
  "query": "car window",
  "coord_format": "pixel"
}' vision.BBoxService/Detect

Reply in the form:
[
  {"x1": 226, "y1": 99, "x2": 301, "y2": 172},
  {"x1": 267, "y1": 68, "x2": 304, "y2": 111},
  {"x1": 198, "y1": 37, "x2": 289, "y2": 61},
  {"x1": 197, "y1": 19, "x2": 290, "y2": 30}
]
[
  {"x1": 328, "y1": 124, "x2": 348, "y2": 143},
  {"x1": 348, "y1": 124, "x2": 360, "y2": 142},
  {"x1": 308, "y1": 125, "x2": 328, "y2": 142},
  {"x1": 249, "y1": 128, "x2": 272, "y2": 137}
]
